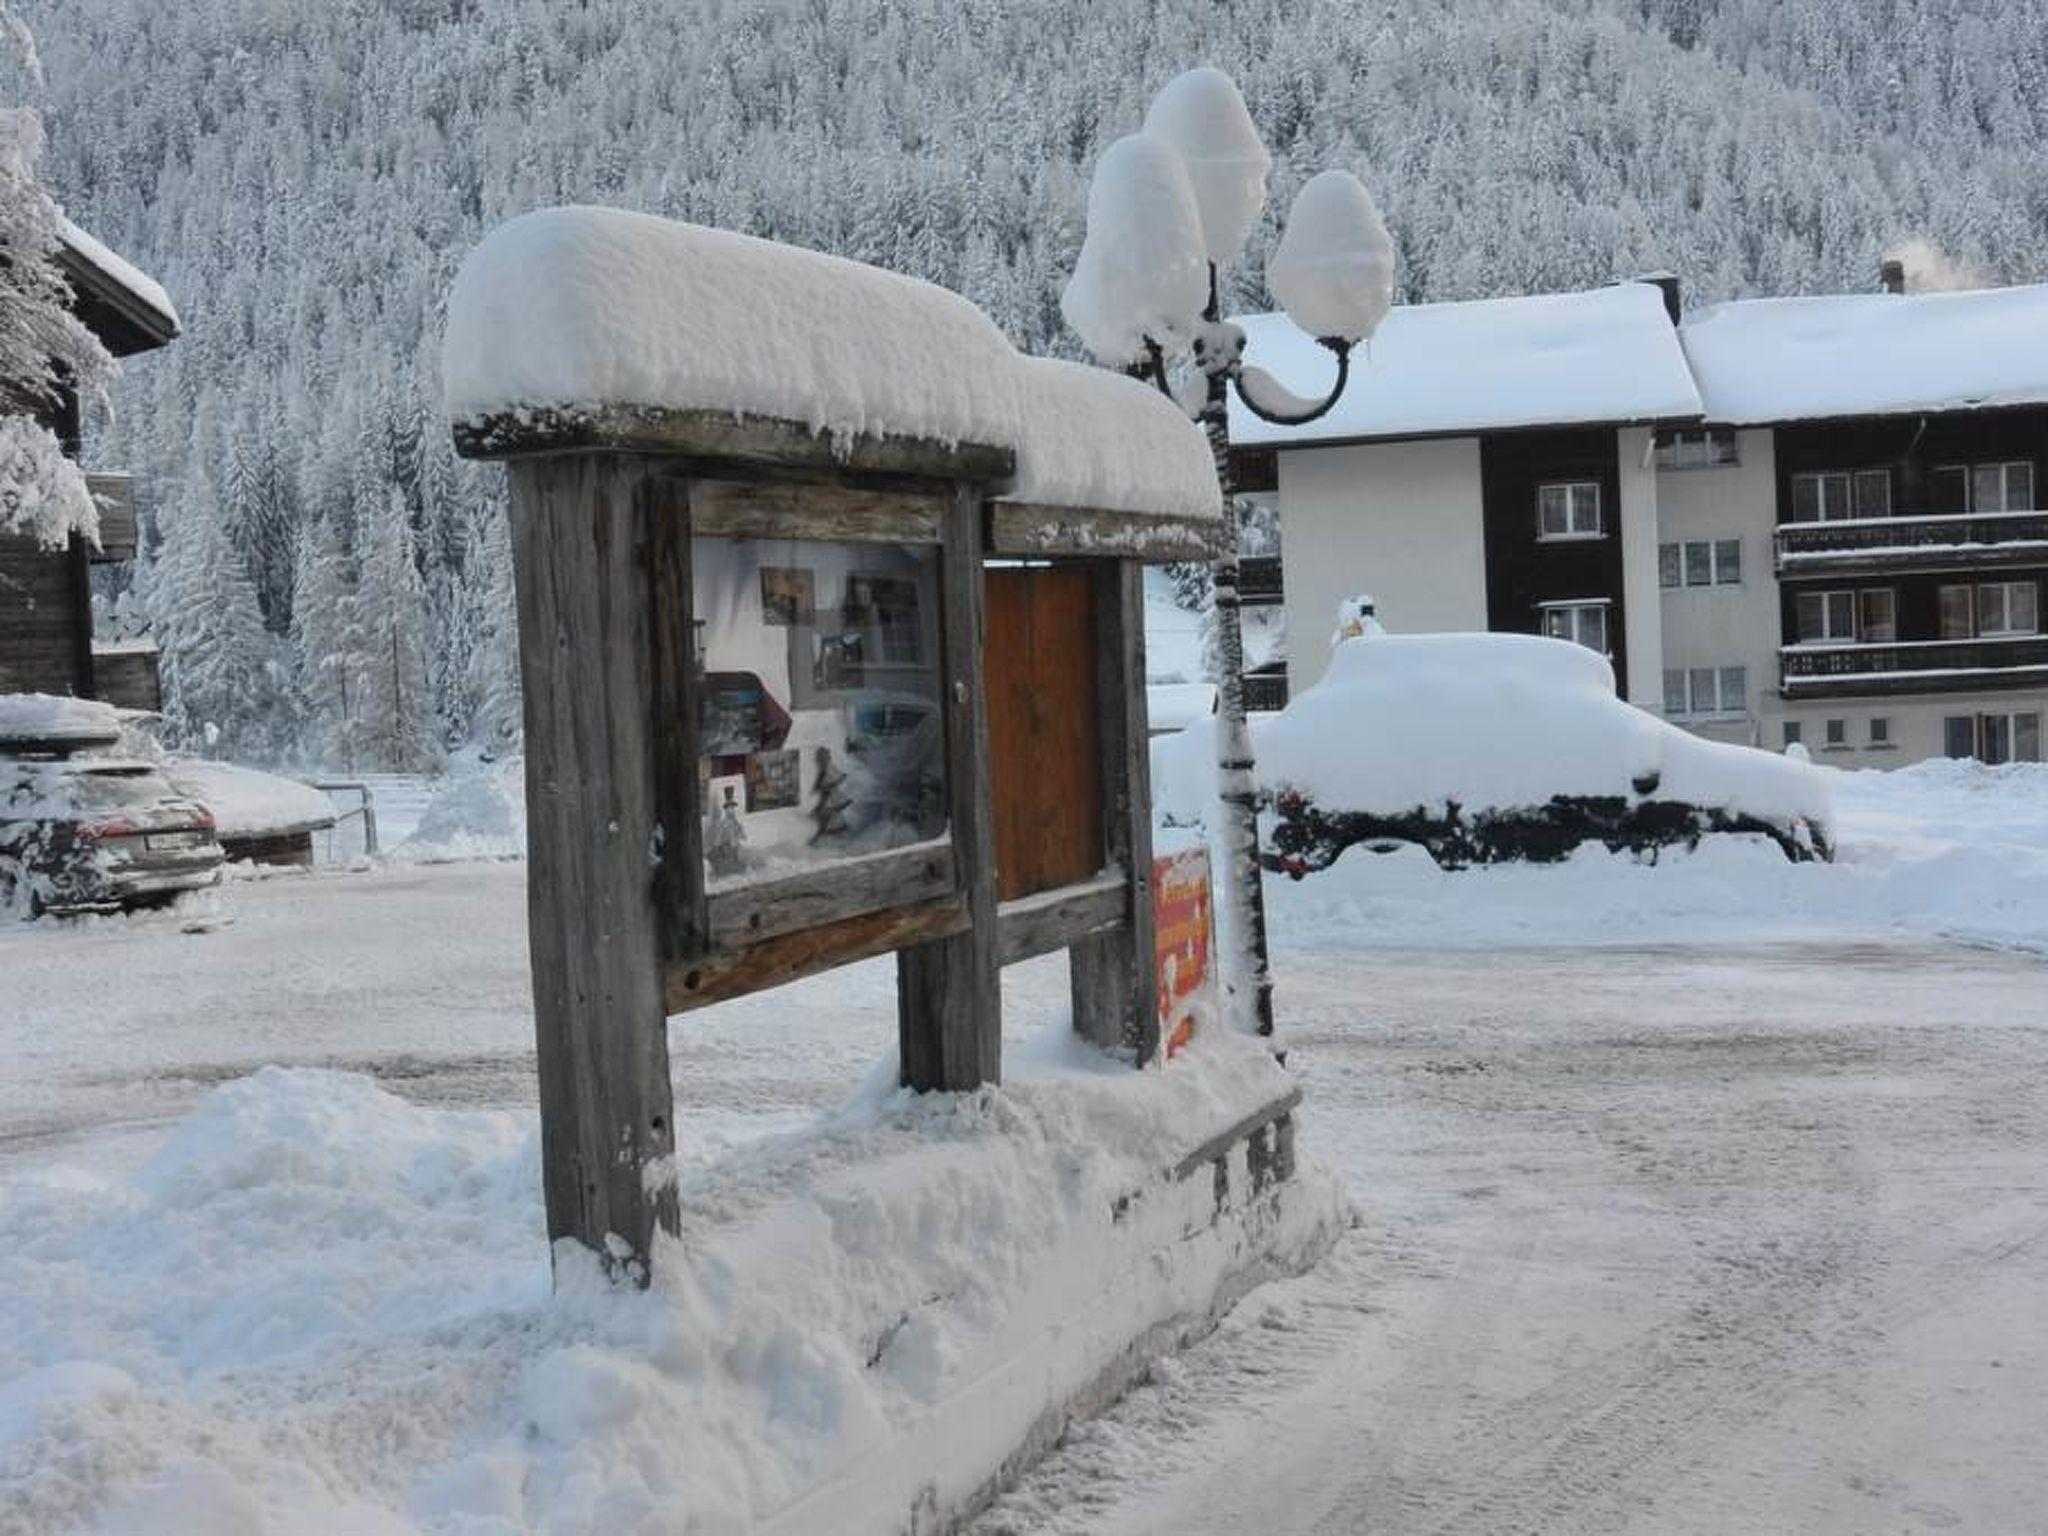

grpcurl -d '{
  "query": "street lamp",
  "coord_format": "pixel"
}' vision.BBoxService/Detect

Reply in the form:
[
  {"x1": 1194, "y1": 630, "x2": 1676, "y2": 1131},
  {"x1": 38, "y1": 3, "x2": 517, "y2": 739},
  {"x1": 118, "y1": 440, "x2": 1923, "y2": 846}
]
[{"x1": 1063, "y1": 67, "x2": 1393, "y2": 1038}]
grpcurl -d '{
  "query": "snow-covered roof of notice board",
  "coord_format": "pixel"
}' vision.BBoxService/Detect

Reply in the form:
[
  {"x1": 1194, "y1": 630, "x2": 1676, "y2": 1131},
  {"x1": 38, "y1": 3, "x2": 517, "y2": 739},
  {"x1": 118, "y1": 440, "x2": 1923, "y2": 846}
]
[
  {"x1": 443, "y1": 207, "x2": 1220, "y2": 522},
  {"x1": 56, "y1": 219, "x2": 180, "y2": 337},
  {"x1": 1679, "y1": 284, "x2": 2048, "y2": 425},
  {"x1": 1227, "y1": 281, "x2": 1702, "y2": 447}
]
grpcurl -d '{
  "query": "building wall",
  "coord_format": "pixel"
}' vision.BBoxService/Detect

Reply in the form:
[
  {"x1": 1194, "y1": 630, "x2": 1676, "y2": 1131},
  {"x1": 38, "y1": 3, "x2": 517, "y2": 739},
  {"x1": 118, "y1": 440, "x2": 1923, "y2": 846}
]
[
  {"x1": 1766, "y1": 690, "x2": 2047, "y2": 768},
  {"x1": 1654, "y1": 428, "x2": 1780, "y2": 745},
  {"x1": 1616, "y1": 427, "x2": 1664, "y2": 710},
  {"x1": 1277, "y1": 437, "x2": 1489, "y2": 693}
]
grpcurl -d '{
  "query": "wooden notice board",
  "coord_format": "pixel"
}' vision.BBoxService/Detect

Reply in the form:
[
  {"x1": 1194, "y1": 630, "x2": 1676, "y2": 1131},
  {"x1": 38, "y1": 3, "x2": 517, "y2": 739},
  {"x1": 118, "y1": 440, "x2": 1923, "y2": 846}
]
[{"x1": 984, "y1": 564, "x2": 1104, "y2": 902}]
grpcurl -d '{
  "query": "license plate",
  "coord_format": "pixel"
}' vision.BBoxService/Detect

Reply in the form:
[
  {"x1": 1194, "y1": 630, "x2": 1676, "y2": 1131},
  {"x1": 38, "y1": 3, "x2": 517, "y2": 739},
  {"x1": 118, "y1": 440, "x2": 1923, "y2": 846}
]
[{"x1": 146, "y1": 830, "x2": 203, "y2": 852}]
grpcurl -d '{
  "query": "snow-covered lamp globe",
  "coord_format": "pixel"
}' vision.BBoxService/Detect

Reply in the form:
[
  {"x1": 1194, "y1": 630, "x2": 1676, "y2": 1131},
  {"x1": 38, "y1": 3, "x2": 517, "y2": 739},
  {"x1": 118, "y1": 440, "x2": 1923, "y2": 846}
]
[
  {"x1": 1141, "y1": 67, "x2": 1272, "y2": 267},
  {"x1": 1269, "y1": 170, "x2": 1395, "y2": 345},
  {"x1": 1059, "y1": 132, "x2": 1209, "y2": 368}
]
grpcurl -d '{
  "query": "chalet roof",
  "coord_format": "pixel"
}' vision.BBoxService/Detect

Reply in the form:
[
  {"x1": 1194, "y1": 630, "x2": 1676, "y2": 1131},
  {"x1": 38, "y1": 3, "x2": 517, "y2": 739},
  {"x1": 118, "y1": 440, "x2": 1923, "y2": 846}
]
[
  {"x1": 55, "y1": 220, "x2": 180, "y2": 356},
  {"x1": 1227, "y1": 280, "x2": 1703, "y2": 448},
  {"x1": 1678, "y1": 284, "x2": 2048, "y2": 425}
]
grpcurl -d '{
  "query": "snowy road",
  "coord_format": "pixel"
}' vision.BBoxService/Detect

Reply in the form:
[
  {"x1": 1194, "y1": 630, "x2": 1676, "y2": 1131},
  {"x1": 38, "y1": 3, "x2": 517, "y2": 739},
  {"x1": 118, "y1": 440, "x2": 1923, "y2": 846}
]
[{"x1": 977, "y1": 941, "x2": 2048, "y2": 1534}]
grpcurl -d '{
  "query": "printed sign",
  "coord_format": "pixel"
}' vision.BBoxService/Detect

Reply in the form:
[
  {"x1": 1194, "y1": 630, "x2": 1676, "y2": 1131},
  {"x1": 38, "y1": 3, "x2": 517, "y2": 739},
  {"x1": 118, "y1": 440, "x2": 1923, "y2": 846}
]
[{"x1": 1153, "y1": 846, "x2": 1214, "y2": 1060}]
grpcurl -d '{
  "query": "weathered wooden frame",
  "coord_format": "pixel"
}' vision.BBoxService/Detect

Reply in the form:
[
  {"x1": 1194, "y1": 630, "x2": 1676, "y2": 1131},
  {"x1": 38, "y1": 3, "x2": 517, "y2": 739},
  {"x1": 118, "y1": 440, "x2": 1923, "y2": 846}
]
[{"x1": 469, "y1": 407, "x2": 1200, "y2": 1283}]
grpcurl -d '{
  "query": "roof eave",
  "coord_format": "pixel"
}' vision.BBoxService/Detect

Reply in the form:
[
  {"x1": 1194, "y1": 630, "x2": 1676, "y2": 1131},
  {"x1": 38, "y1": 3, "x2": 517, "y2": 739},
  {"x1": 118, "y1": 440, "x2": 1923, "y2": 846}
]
[{"x1": 54, "y1": 244, "x2": 180, "y2": 356}]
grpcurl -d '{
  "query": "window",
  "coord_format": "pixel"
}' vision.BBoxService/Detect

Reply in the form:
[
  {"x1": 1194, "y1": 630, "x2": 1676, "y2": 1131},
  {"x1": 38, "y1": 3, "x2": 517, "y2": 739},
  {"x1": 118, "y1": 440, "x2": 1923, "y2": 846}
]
[
  {"x1": 1663, "y1": 539, "x2": 1742, "y2": 588},
  {"x1": 1825, "y1": 718, "x2": 1847, "y2": 748},
  {"x1": 1540, "y1": 600, "x2": 1608, "y2": 653},
  {"x1": 1782, "y1": 721, "x2": 1803, "y2": 747},
  {"x1": 1944, "y1": 712, "x2": 2043, "y2": 763},
  {"x1": 1940, "y1": 584, "x2": 1974, "y2": 639},
  {"x1": 1664, "y1": 665, "x2": 1746, "y2": 716},
  {"x1": 1791, "y1": 469, "x2": 1890, "y2": 522},
  {"x1": 1869, "y1": 717, "x2": 1891, "y2": 746},
  {"x1": 1972, "y1": 461, "x2": 2035, "y2": 514},
  {"x1": 1537, "y1": 482, "x2": 1602, "y2": 539},
  {"x1": 1929, "y1": 465, "x2": 1970, "y2": 514},
  {"x1": 1977, "y1": 580, "x2": 2039, "y2": 637},
  {"x1": 1654, "y1": 428, "x2": 1739, "y2": 469},
  {"x1": 1794, "y1": 589, "x2": 1857, "y2": 642},
  {"x1": 1858, "y1": 588, "x2": 1896, "y2": 643}
]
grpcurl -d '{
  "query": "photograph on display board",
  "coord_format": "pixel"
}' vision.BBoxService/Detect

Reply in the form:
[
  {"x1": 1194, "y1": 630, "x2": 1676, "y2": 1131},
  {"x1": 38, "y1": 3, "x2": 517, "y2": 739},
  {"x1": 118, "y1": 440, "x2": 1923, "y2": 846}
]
[
  {"x1": 759, "y1": 566, "x2": 814, "y2": 626},
  {"x1": 745, "y1": 748, "x2": 801, "y2": 812}
]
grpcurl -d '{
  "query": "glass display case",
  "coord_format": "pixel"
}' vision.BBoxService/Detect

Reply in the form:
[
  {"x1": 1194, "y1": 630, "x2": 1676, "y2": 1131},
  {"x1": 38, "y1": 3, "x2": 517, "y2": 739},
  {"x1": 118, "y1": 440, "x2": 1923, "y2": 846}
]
[{"x1": 692, "y1": 536, "x2": 948, "y2": 889}]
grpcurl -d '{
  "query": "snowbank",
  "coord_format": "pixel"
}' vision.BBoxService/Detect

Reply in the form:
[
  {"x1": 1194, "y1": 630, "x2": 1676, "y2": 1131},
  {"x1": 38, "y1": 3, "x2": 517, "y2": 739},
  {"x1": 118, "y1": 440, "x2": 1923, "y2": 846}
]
[
  {"x1": 1258, "y1": 631, "x2": 1831, "y2": 831},
  {"x1": 1228, "y1": 280, "x2": 1701, "y2": 446},
  {"x1": 0, "y1": 693, "x2": 123, "y2": 751},
  {"x1": 1681, "y1": 283, "x2": 2048, "y2": 425},
  {"x1": 393, "y1": 759, "x2": 527, "y2": 862},
  {"x1": 445, "y1": 207, "x2": 1222, "y2": 525},
  {"x1": 0, "y1": 1031, "x2": 1340, "y2": 1535},
  {"x1": 165, "y1": 760, "x2": 336, "y2": 838}
]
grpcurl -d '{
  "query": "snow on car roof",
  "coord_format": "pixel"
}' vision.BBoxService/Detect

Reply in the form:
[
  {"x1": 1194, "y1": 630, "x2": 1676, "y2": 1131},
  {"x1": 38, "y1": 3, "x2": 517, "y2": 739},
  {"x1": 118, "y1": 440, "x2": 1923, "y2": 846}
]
[
  {"x1": 1679, "y1": 283, "x2": 2048, "y2": 425},
  {"x1": 1227, "y1": 280, "x2": 1702, "y2": 446},
  {"x1": 0, "y1": 694, "x2": 124, "y2": 751},
  {"x1": 166, "y1": 761, "x2": 338, "y2": 838}
]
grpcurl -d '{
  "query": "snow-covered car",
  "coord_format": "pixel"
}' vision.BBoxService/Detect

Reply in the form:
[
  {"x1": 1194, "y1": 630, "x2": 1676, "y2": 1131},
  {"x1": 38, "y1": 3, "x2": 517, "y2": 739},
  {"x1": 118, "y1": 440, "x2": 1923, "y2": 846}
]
[
  {"x1": 1, "y1": 754, "x2": 225, "y2": 914},
  {"x1": 1243, "y1": 632, "x2": 1834, "y2": 871}
]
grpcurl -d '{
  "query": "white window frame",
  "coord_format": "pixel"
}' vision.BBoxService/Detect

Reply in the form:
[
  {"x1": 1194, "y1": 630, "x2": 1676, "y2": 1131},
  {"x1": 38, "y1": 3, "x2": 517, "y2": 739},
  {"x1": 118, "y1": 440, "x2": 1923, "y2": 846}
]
[
  {"x1": 1539, "y1": 599, "x2": 1609, "y2": 654},
  {"x1": 1977, "y1": 580, "x2": 2040, "y2": 637},
  {"x1": 1654, "y1": 428, "x2": 1739, "y2": 470},
  {"x1": 1791, "y1": 469, "x2": 1891, "y2": 522},
  {"x1": 1858, "y1": 588, "x2": 1896, "y2": 643},
  {"x1": 1972, "y1": 460, "x2": 2035, "y2": 514},
  {"x1": 1795, "y1": 589, "x2": 1858, "y2": 643},
  {"x1": 1661, "y1": 663, "x2": 1746, "y2": 718},
  {"x1": 1537, "y1": 481, "x2": 1603, "y2": 540}
]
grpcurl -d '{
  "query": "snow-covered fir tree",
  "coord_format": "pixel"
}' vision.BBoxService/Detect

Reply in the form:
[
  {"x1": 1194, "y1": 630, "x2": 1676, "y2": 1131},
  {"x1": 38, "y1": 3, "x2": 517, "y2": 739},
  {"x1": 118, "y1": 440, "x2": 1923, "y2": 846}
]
[
  {"x1": 352, "y1": 488, "x2": 441, "y2": 775},
  {"x1": 290, "y1": 514, "x2": 364, "y2": 772}
]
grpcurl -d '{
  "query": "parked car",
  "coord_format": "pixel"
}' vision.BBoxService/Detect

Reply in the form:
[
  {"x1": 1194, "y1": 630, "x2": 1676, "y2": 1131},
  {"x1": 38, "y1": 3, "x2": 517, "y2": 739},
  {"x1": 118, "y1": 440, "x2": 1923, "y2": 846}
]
[{"x1": 1, "y1": 753, "x2": 225, "y2": 914}]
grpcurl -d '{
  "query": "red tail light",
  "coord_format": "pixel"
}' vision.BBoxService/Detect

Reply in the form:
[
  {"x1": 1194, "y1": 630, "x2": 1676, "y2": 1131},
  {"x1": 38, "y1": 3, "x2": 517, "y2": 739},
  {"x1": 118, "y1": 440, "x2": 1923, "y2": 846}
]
[
  {"x1": 192, "y1": 809, "x2": 216, "y2": 832},
  {"x1": 80, "y1": 819, "x2": 136, "y2": 841}
]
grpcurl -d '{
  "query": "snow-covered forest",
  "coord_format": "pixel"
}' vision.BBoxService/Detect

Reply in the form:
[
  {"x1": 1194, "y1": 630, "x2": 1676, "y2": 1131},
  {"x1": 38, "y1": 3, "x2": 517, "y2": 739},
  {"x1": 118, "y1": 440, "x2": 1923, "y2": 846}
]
[{"x1": 18, "y1": 0, "x2": 2048, "y2": 767}]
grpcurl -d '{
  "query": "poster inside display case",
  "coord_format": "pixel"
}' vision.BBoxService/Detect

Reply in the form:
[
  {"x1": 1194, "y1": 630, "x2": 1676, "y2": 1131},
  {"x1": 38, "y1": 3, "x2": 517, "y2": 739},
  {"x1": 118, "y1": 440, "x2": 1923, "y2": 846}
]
[{"x1": 693, "y1": 536, "x2": 948, "y2": 888}]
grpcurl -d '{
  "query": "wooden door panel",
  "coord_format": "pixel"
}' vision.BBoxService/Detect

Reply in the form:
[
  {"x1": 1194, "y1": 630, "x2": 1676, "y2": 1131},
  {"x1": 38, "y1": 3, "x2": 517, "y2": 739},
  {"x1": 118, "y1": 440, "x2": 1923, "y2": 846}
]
[{"x1": 984, "y1": 566, "x2": 1103, "y2": 902}]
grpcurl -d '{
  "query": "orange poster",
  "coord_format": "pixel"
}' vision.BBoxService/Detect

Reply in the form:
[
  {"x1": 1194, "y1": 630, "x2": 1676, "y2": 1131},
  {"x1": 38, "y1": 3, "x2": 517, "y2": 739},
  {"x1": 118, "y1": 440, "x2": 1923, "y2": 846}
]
[{"x1": 1153, "y1": 846, "x2": 1213, "y2": 1059}]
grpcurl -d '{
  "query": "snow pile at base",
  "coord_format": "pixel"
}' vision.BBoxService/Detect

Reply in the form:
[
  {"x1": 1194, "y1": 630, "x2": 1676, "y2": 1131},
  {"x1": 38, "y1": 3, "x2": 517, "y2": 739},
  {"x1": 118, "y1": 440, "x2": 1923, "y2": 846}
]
[
  {"x1": 1264, "y1": 758, "x2": 2048, "y2": 955},
  {"x1": 1681, "y1": 283, "x2": 2048, "y2": 425},
  {"x1": 445, "y1": 206, "x2": 1221, "y2": 524},
  {"x1": 1001, "y1": 356, "x2": 1221, "y2": 521},
  {"x1": 0, "y1": 1027, "x2": 1339, "y2": 1535},
  {"x1": 1229, "y1": 280, "x2": 1701, "y2": 446},
  {"x1": 394, "y1": 758, "x2": 526, "y2": 862},
  {"x1": 0, "y1": 418, "x2": 97, "y2": 550},
  {"x1": 1255, "y1": 631, "x2": 1831, "y2": 830},
  {"x1": 0, "y1": 692, "x2": 122, "y2": 750},
  {"x1": 165, "y1": 760, "x2": 336, "y2": 838}
]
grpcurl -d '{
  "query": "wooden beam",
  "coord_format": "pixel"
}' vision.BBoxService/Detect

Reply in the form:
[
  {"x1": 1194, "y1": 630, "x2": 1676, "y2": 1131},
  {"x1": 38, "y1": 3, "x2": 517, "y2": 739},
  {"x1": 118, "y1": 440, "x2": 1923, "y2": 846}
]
[
  {"x1": 708, "y1": 842, "x2": 957, "y2": 951},
  {"x1": 689, "y1": 478, "x2": 948, "y2": 545},
  {"x1": 897, "y1": 484, "x2": 1002, "y2": 1091},
  {"x1": 507, "y1": 452, "x2": 680, "y2": 1287},
  {"x1": 665, "y1": 896, "x2": 968, "y2": 1013},
  {"x1": 988, "y1": 501, "x2": 1228, "y2": 563},
  {"x1": 1069, "y1": 561, "x2": 1161, "y2": 1064},
  {"x1": 996, "y1": 867, "x2": 1128, "y2": 967},
  {"x1": 646, "y1": 477, "x2": 706, "y2": 961},
  {"x1": 455, "y1": 403, "x2": 1014, "y2": 484}
]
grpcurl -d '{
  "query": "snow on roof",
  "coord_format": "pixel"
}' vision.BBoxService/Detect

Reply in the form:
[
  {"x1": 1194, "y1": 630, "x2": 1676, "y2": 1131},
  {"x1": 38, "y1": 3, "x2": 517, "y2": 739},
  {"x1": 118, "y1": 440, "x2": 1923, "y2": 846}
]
[
  {"x1": 0, "y1": 693, "x2": 124, "y2": 751},
  {"x1": 1000, "y1": 356, "x2": 1222, "y2": 520},
  {"x1": 1228, "y1": 281, "x2": 1702, "y2": 447},
  {"x1": 1680, "y1": 284, "x2": 2048, "y2": 425},
  {"x1": 446, "y1": 206, "x2": 1220, "y2": 521},
  {"x1": 444, "y1": 206, "x2": 1023, "y2": 451},
  {"x1": 56, "y1": 218, "x2": 180, "y2": 334},
  {"x1": 165, "y1": 760, "x2": 337, "y2": 838}
]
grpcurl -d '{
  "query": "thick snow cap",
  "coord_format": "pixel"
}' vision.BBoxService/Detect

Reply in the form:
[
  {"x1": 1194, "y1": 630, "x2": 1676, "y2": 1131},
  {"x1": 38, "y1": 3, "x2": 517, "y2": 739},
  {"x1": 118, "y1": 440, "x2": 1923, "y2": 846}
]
[
  {"x1": 1268, "y1": 171, "x2": 1395, "y2": 344},
  {"x1": 443, "y1": 206, "x2": 1023, "y2": 449},
  {"x1": 0, "y1": 693, "x2": 124, "y2": 751},
  {"x1": 1259, "y1": 631, "x2": 1832, "y2": 832},
  {"x1": 446, "y1": 206, "x2": 1219, "y2": 521},
  {"x1": 1680, "y1": 284, "x2": 2048, "y2": 424},
  {"x1": 1003, "y1": 357, "x2": 1222, "y2": 521},
  {"x1": 1141, "y1": 67, "x2": 1271, "y2": 266},
  {"x1": 1060, "y1": 134, "x2": 1210, "y2": 368}
]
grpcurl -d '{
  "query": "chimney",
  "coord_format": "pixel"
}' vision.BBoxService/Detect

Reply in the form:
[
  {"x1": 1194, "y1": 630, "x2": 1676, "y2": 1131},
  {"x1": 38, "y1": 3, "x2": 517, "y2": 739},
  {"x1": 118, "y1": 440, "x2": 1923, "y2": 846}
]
[
  {"x1": 1880, "y1": 258, "x2": 1906, "y2": 295},
  {"x1": 1640, "y1": 272, "x2": 1682, "y2": 325}
]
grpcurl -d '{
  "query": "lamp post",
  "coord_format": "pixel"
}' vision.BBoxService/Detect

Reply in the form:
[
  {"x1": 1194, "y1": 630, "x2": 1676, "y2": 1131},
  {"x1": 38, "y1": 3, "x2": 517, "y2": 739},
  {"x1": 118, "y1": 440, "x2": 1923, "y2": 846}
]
[{"x1": 1063, "y1": 69, "x2": 1393, "y2": 1039}]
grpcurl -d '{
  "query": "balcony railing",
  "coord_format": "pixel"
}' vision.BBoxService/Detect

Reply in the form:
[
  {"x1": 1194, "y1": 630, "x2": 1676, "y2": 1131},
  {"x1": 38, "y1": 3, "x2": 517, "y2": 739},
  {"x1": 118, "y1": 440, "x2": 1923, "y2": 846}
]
[
  {"x1": 1238, "y1": 554, "x2": 1284, "y2": 606},
  {"x1": 1780, "y1": 634, "x2": 2048, "y2": 697},
  {"x1": 84, "y1": 473, "x2": 137, "y2": 562},
  {"x1": 1776, "y1": 510, "x2": 2048, "y2": 573}
]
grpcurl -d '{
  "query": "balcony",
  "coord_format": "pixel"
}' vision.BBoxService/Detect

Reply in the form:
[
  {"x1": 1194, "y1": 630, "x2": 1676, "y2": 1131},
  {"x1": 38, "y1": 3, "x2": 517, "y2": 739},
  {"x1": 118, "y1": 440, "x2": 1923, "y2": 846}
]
[
  {"x1": 1775, "y1": 510, "x2": 2048, "y2": 577},
  {"x1": 1238, "y1": 554, "x2": 1284, "y2": 607},
  {"x1": 1780, "y1": 634, "x2": 2048, "y2": 698}
]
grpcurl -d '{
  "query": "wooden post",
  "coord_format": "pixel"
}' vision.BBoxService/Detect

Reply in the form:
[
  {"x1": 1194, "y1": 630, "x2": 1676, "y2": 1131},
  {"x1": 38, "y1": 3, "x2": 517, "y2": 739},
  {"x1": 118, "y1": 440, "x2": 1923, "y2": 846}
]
[
  {"x1": 506, "y1": 452, "x2": 681, "y2": 1285},
  {"x1": 1070, "y1": 561, "x2": 1161, "y2": 1063},
  {"x1": 898, "y1": 483, "x2": 1002, "y2": 1090}
]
